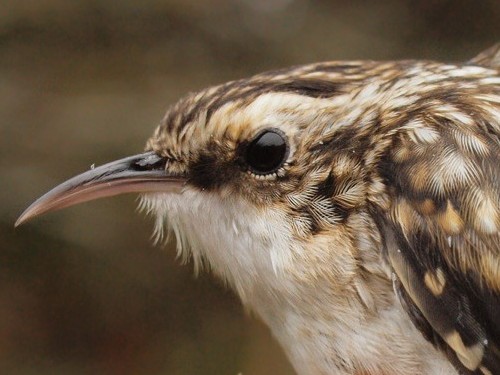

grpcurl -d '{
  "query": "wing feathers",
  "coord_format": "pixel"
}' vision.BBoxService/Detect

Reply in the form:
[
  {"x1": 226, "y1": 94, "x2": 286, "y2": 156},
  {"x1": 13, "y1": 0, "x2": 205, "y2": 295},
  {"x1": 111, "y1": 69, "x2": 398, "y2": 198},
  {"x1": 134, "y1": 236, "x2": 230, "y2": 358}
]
[{"x1": 375, "y1": 119, "x2": 500, "y2": 374}]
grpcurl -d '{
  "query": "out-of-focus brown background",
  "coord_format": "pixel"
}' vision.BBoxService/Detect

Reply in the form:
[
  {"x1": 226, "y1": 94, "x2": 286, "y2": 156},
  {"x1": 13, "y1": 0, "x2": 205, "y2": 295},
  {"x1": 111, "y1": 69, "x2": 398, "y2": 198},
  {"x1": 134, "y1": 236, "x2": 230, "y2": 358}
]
[{"x1": 1, "y1": 1, "x2": 499, "y2": 374}]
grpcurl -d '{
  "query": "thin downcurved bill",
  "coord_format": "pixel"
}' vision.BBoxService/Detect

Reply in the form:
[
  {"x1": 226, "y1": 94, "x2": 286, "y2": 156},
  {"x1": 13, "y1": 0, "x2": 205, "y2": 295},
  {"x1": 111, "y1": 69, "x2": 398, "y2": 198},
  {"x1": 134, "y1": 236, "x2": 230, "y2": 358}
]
[{"x1": 15, "y1": 152, "x2": 185, "y2": 227}]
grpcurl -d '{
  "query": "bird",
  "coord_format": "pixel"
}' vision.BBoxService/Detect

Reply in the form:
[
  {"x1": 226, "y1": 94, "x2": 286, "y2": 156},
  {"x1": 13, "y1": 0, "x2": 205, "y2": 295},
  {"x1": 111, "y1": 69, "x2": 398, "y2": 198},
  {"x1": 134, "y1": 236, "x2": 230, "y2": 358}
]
[{"x1": 16, "y1": 44, "x2": 500, "y2": 375}]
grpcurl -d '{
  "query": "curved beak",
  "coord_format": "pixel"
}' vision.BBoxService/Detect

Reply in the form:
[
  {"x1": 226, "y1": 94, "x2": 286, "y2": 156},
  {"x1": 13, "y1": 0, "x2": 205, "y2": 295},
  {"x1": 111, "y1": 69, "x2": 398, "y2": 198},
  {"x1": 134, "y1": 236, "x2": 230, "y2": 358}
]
[{"x1": 15, "y1": 152, "x2": 185, "y2": 227}]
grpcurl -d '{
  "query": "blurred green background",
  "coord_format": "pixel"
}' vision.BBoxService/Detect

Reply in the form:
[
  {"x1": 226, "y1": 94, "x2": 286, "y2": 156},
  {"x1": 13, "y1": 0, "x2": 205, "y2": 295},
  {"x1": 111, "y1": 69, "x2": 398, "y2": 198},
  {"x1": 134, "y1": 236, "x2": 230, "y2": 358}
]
[{"x1": 1, "y1": 1, "x2": 499, "y2": 374}]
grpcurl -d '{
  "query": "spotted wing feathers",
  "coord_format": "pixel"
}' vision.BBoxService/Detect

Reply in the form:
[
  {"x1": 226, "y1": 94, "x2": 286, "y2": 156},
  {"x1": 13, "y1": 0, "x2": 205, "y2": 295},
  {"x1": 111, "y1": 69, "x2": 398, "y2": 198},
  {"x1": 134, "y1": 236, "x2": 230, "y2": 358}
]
[{"x1": 376, "y1": 120, "x2": 500, "y2": 374}]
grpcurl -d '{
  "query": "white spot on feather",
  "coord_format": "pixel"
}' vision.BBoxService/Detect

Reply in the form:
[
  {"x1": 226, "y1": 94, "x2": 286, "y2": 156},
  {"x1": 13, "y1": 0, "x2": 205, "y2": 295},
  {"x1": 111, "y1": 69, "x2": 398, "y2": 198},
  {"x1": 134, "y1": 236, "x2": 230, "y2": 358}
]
[
  {"x1": 452, "y1": 129, "x2": 490, "y2": 156},
  {"x1": 475, "y1": 195, "x2": 499, "y2": 234},
  {"x1": 405, "y1": 121, "x2": 440, "y2": 144},
  {"x1": 440, "y1": 148, "x2": 477, "y2": 185},
  {"x1": 480, "y1": 77, "x2": 500, "y2": 85}
]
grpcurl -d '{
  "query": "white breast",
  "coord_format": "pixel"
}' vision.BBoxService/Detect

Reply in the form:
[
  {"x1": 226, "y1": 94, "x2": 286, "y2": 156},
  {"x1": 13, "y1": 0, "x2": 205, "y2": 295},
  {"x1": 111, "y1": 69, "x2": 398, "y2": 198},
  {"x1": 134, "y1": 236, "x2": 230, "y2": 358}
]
[{"x1": 140, "y1": 189, "x2": 457, "y2": 375}]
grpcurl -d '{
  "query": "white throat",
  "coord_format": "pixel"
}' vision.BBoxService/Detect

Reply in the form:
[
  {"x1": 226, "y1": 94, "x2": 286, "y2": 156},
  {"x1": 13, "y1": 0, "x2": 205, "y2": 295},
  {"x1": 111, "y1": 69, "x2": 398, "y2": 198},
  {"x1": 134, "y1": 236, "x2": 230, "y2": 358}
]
[
  {"x1": 141, "y1": 189, "x2": 296, "y2": 300},
  {"x1": 141, "y1": 189, "x2": 456, "y2": 375}
]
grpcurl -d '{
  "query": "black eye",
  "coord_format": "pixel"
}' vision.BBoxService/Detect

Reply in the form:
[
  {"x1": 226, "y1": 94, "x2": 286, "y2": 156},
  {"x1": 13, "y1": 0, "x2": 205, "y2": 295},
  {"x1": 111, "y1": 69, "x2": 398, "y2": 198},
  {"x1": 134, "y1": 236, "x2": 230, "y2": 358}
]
[{"x1": 245, "y1": 129, "x2": 289, "y2": 175}]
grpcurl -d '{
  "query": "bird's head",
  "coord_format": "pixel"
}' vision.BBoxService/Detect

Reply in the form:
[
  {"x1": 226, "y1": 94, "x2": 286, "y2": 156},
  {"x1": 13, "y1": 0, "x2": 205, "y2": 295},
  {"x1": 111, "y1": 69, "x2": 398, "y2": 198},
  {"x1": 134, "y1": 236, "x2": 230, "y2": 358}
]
[
  {"x1": 16, "y1": 56, "x2": 498, "y2": 306},
  {"x1": 16, "y1": 62, "x2": 388, "y2": 301}
]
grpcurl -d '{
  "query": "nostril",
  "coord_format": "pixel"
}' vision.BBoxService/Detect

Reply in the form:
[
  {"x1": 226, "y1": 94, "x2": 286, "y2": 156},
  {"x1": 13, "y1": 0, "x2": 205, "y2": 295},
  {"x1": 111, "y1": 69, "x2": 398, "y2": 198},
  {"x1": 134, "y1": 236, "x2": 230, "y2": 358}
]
[{"x1": 131, "y1": 152, "x2": 167, "y2": 171}]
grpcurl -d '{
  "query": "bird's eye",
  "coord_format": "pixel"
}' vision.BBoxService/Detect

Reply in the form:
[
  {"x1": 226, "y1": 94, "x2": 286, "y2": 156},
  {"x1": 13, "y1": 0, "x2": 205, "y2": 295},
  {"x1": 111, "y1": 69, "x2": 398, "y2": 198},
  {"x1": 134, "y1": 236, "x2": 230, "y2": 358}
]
[{"x1": 245, "y1": 129, "x2": 289, "y2": 175}]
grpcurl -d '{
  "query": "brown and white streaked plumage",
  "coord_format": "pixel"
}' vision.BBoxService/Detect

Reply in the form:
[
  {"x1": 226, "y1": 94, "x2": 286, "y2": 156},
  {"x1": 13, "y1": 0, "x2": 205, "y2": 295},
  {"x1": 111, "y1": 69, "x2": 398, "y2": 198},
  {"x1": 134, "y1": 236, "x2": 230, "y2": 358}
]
[{"x1": 16, "y1": 44, "x2": 500, "y2": 374}]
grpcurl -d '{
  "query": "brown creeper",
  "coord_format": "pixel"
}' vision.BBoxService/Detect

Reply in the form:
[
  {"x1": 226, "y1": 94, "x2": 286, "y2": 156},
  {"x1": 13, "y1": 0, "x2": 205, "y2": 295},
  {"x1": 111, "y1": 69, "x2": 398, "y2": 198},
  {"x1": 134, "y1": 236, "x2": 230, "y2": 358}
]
[{"x1": 17, "y1": 44, "x2": 500, "y2": 375}]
